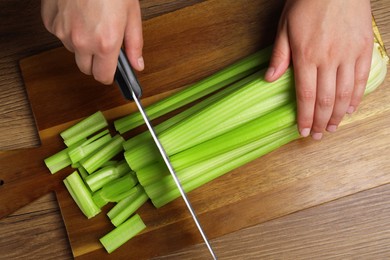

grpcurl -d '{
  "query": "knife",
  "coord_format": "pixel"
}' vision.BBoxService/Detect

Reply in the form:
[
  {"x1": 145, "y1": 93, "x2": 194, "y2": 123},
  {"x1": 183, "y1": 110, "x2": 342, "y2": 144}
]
[{"x1": 115, "y1": 49, "x2": 217, "y2": 259}]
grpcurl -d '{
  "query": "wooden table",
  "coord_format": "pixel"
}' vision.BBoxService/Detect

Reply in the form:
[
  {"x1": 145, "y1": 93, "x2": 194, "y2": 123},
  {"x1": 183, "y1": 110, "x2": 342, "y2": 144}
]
[{"x1": 1, "y1": 1, "x2": 389, "y2": 259}]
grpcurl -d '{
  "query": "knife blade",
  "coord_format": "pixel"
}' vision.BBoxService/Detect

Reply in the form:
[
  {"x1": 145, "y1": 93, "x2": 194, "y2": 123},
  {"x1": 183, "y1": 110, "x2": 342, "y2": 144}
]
[{"x1": 115, "y1": 49, "x2": 217, "y2": 259}]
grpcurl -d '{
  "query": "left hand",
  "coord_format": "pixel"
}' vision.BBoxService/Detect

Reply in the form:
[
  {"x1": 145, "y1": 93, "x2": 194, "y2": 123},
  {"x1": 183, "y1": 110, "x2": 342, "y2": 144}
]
[{"x1": 265, "y1": 0, "x2": 373, "y2": 140}]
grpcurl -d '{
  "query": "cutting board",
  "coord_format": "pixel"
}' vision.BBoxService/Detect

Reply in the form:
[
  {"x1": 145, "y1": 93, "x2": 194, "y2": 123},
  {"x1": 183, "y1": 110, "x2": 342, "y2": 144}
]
[{"x1": 1, "y1": 0, "x2": 389, "y2": 259}]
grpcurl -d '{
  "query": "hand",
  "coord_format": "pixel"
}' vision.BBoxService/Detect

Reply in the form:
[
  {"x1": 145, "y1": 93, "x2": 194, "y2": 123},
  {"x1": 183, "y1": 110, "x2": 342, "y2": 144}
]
[
  {"x1": 265, "y1": 0, "x2": 373, "y2": 140},
  {"x1": 41, "y1": 0, "x2": 144, "y2": 85}
]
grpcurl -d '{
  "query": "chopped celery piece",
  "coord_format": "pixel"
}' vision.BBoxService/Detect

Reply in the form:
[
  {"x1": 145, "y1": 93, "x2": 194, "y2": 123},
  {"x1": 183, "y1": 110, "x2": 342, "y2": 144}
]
[
  {"x1": 44, "y1": 147, "x2": 72, "y2": 174},
  {"x1": 100, "y1": 214, "x2": 146, "y2": 254},
  {"x1": 107, "y1": 185, "x2": 144, "y2": 220},
  {"x1": 78, "y1": 166, "x2": 89, "y2": 180},
  {"x1": 61, "y1": 111, "x2": 108, "y2": 147},
  {"x1": 81, "y1": 135, "x2": 124, "y2": 174},
  {"x1": 85, "y1": 160, "x2": 131, "y2": 192},
  {"x1": 114, "y1": 46, "x2": 273, "y2": 134},
  {"x1": 64, "y1": 171, "x2": 101, "y2": 218},
  {"x1": 92, "y1": 173, "x2": 138, "y2": 208},
  {"x1": 111, "y1": 187, "x2": 149, "y2": 227},
  {"x1": 68, "y1": 130, "x2": 111, "y2": 164}
]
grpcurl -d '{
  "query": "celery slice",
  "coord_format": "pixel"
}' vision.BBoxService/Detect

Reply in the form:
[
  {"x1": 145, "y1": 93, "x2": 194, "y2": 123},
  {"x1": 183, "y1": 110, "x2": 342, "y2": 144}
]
[
  {"x1": 81, "y1": 135, "x2": 124, "y2": 174},
  {"x1": 110, "y1": 187, "x2": 149, "y2": 227},
  {"x1": 92, "y1": 173, "x2": 138, "y2": 208},
  {"x1": 44, "y1": 147, "x2": 72, "y2": 174},
  {"x1": 61, "y1": 111, "x2": 108, "y2": 147},
  {"x1": 63, "y1": 171, "x2": 101, "y2": 218},
  {"x1": 100, "y1": 214, "x2": 146, "y2": 254},
  {"x1": 107, "y1": 185, "x2": 145, "y2": 220},
  {"x1": 85, "y1": 160, "x2": 131, "y2": 192},
  {"x1": 68, "y1": 131, "x2": 112, "y2": 164}
]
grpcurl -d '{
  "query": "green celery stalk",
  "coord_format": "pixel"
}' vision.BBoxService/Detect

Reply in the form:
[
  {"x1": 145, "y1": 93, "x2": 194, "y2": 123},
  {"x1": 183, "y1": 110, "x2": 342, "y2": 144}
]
[
  {"x1": 135, "y1": 103, "x2": 296, "y2": 188},
  {"x1": 92, "y1": 173, "x2": 138, "y2": 208},
  {"x1": 158, "y1": 68, "x2": 294, "y2": 156},
  {"x1": 68, "y1": 130, "x2": 111, "y2": 164},
  {"x1": 61, "y1": 111, "x2": 108, "y2": 147},
  {"x1": 122, "y1": 69, "x2": 272, "y2": 151},
  {"x1": 124, "y1": 70, "x2": 294, "y2": 172},
  {"x1": 63, "y1": 171, "x2": 101, "y2": 218},
  {"x1": 114, "y1": 46, "x2": 273, "y2": 134},
  {"x1": 145, "y1": 126, "x2": 299, "y2": 208},
  {"x1": 44, "y1": 147, "x2": 72, "y2": 174},
  {"x1": 85, "y1": 160, "x2": 131, "y2": 192},
  {"x1": 110, "y1": 187, "x2": 149, "y2": 227},
  {"x1": 100, "y1": 214, "x2": 146, "y2": 254},
  {"x1": 107, "y1": 185, "x2": 145, "y2": 220},
  {"x1": 81, "y1": 135, "x2": 124, "y2": 174}
]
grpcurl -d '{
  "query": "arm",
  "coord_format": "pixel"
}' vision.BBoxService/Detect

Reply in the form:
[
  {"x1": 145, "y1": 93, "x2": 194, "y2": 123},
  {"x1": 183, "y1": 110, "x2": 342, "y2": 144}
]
[
  {"x1": 265, "y1": 0, "x2": 373, "y2": 140},
  {"x1": 41, "y1": 0, "x2": 144, "y2": 85}
]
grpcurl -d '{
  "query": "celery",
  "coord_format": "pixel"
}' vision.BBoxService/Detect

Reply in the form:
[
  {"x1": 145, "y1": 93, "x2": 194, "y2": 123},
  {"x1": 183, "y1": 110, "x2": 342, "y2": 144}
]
[
  {"x1": 122, "y1": 69, "x2": 268, "y2": 151},
  {"x1": 124, "y1": 70, "x2": 295, "y2": 172},
  {"x1": 81, "y1": 135, "x2": 124, "y2": 174},
  {"x1": 114, "y1": 46, "x2": 273, "y2": 134},
  {"x1": 68, "y1": 130, "x2": 112, "y2": 164},
  {"x1": 100, "y1": 214, "x2": 146, "y2": 254},
  {"x1": 44, "y1": 147, "x2": 72, "y2": 174},
  {"x1": 63, "y1": 171, "x2": 101, "y2": 218},
  {"x1": 60, "y1": 111, "x2": 108, "y2": 147},
  {"x1": 92, "y1": 173, "x2": 138, "y2": 208},
  {"x1": 107, "y1": 185, "x2": 145, "y2": 220},
  {"x1": 85, "y1": 160, "x2": 131, "y2": 192},
  {"x1": 110, "y1": 187, "x2": 149, "y2": 227},
  {"x1": 144, "y1": 126, "x2": 299, "y2": 208}
]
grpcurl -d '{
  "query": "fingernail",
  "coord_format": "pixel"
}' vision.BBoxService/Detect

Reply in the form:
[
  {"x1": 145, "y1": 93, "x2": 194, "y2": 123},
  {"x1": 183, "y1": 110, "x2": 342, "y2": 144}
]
[
  {"x1": 265, "y1": 67, "x2": 275, "y2": 80},
  {"x1": 347, "y1": 106, "x2": 355, "y2": 114},
  {"x1": 300, "y1": 128, "x2": 311, "y2": 137},
  {"x1": 326, "y1": 125, "x2": 337, "y2": 133},
  {"x1": 312, "y1": 132, "x2": 323, "y2": 140},
  {"x1": 137, "y1": 56, "x2": 144, "y2": 70}
]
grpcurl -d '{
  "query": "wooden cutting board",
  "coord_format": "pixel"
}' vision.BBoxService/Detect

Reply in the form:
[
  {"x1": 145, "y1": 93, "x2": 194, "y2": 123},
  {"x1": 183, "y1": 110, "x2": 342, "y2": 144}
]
[{"x1": 1, "y1": 0, "x2": 389, "y2": 259}]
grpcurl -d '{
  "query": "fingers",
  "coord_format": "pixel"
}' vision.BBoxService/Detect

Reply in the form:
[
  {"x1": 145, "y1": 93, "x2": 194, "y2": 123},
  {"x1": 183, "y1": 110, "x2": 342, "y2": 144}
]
[
  {"x1": 326, "y1": 64, "x2": 354, "y2": 132},
  {"x1": 349, "y1": 48, "x2": 373, "y2": 112},
  {"x1": 124, "y1": 0, "x2": 144, "y2": 71},
  {"x1": 294, "y1": 61, "x2": 317, "y2": 138},
  {"x1": 265, "y1": 24, "x2": 290, "y2": 82},
  {"x1": 311, "y1": 65, "x2": 336, "y2": 140}
]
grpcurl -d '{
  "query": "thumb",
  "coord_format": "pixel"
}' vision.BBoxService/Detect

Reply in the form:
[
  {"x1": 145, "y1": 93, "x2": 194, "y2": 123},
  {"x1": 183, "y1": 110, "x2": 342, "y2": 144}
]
[{"x1": 265, "y1": 26, "x2": 291, "y2": 82}]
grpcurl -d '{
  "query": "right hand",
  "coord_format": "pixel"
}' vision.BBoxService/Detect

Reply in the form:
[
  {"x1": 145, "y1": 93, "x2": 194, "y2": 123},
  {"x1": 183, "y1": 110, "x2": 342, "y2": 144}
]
[{"x1": 41, "y1": 0, "x2": 144, "y2": 85}]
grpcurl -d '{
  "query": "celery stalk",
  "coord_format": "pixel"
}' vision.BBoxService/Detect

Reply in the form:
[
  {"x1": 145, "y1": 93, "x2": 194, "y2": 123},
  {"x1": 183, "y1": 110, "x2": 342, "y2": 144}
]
[
  {"x1": 68, "y1": 131, "x2": 112, "y2": 164},
  {"x1": 122, "y1": 69, "x2": 268, "y2": 151},
  {"x1": 92, "y1": 173, "x2": 138, "y2": 208},
  {"x1": 107, "y1": 185, "x2": 145, "y2": 220},
  {"x1": 63, "y1": 171, "x2": 101, "y2": 218},
  {"x1": 85, "y1": 160, "x2": 131, "y2": 192},
  {"x1": 100, "y1": 214, "x2": 146, "y2": 254},
  {"x1": 44, "y1": 147, "x2": 72, "y2": 174},
  {"x1": 145, "y1": 126, "x2": 299, "y2": 207},
  {"x1": 81, "y1": 135, "x2": 124, "y2": 174},
  {"x1": 124, "y1": 71, "x2": 295, "y2": 172},
  {"x1": 110, "y1": 187, "x2": 149, "y2": 227},
  {"x1": 114, "y1": 46, "x2": 273, "y2": 134},
  {"x1": 61, "y1": 111, "x2": 108, "y2": 147}
]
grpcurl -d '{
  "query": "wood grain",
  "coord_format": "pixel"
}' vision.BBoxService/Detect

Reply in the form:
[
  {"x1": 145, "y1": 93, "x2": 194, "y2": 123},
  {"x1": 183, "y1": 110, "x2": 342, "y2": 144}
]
[{"x1": 0, "y1": 0, "x2": 389, "y2": 259}]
